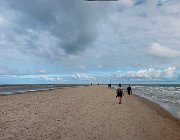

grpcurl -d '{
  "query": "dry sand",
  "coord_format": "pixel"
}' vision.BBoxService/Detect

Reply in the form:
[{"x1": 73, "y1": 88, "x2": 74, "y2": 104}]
[{"x1": 0, "y1": 86, "x2": 179, "y2": 140}]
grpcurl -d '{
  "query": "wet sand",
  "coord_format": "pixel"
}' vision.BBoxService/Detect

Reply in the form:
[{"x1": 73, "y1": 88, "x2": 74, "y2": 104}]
[{"x1": 0, "y1": 86, "x2": 179, "y2": 140}]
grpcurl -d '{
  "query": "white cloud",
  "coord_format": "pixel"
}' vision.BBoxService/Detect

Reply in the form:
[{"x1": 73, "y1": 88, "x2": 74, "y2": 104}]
[
  {"x1": 148, "y1": 43, "x2": 180, "y2": 58},
  {"x1": 35, "y1": 69, "x2": 48, "y2": 74},
  {"x1": 0, "y1": 67, "x2": 178, "y2": 84},
  {"x1": 163, "y1": 67, "x2": 176, "y2": 78},
  {"x1": 73, "y1": 73, "x2": 96, "y2": 81},
  {"x1": 112, "y1": 67, "x2": 176, "y2": 79},
  {"x1": 39, "y1": 75, "x2": 63, "y2": 81},
  {"x1": 132, "y1": 68, "x2": 161, "y2": 78}
]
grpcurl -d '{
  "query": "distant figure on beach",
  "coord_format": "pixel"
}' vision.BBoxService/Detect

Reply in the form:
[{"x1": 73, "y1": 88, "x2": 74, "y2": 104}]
[
  {"x1": 119, "y1": 83, "x2": 121, "y2": 87},
  {"x1": 127, "y1": 85, "x2": 132, "y2": 95},
  {"x1": 91, "y1": 83, "x2": 92, "y2": 86},
  {"x1": 108, "y1": 84, "x2": 111, "y2": 88},
  {"x1": 116, "y1": 86, "x2": 123, "y2": 104},
  {"x1": 97, "y1": 83, "x2": 99, "y2": 86}
]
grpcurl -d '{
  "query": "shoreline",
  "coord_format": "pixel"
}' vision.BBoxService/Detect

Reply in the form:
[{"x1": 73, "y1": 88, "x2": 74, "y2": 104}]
[
  {"x1": 133, "y1": 94, "x2": 180, "y2": 122},
  {"x1": 0, "y1": 84, "x2": 88, "y2": 96},
  {"x1": 1, "y1": 85, "x2": 180, "y2": 120},
  {"x1": 133, "y1": 94, "x2": 180, "y2": 120},
  {"x1": 112, "y1": 85, "x2": 180, "y2": 120},
  {"x1": 0, "y1": 86, "x2": 179, "y2": 140},
  {"x1": 0, "y1": 86, "x2": 180, "y2": 121},
  {"x1": 133, "y1": 94, "x2": 180, "y2": 119},
  {"x1": 0, "y1": 87, "x2": 67, "y2": 96}
]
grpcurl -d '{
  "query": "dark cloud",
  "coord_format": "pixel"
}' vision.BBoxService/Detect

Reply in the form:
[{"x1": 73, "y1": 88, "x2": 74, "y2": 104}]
[
  {"x1": 133, "y1": 0, "x2": 146, "y2": 6},
  {"x1": 2, "y1": 0, "x2": 113, "y2": 55},
  {"x1": 0, "y1": 0, "x2": 180, "y2": 78}
]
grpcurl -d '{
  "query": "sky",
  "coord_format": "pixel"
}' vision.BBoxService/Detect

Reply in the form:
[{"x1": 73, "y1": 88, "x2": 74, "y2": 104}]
[{"x1": 0, "y1": 0, "x2": 180, "y2": 84}]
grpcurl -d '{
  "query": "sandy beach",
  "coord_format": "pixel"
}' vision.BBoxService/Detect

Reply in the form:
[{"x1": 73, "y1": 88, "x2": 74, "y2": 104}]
[{"x1": 0, "y1": 86, "x2": 179, "y2": 140}]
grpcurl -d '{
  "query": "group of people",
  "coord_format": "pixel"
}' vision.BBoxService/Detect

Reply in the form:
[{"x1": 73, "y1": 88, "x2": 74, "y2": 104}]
[
  {"x1": 116, "y1": 84, "x2": 132, "y2": 104},
  {"x1": 108, "y1": 84, "x2": 111, "y2": 88}
]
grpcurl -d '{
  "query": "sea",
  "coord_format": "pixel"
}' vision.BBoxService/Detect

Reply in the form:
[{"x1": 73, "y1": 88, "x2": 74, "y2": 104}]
[
  {"x1": 0, "y1": 84, "x2": 85, "y2": 95},
  {"x1": 113, "y1": 84, "x2": 180, "y2": 119}
]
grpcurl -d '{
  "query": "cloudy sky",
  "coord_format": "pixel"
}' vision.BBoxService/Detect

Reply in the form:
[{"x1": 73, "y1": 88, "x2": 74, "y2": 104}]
[{"x1": 0, "y1": 0, "x2": 180, "y2": 84}]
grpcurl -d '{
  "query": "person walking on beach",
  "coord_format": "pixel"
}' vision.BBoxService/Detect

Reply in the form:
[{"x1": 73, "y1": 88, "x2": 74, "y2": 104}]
[
  {"x1": 119, "y1": 83, "x2": 121, "y2": 87},
  {"x1": 116, "y1": 86, "x2": 123, "y2": 104},
  {"x1": 127, "y1": 85, "x2": 132, "y2": 95}
]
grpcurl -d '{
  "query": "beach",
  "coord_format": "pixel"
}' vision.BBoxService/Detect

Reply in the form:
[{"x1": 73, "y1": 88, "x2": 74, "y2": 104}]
[{"x1": 0, "y1": 86, "x2": 179, "y2": 140}]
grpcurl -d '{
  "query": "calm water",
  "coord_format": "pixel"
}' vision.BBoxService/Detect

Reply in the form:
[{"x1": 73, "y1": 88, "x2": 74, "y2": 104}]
[
  {"x1": 114, "y1": 84, "x2": 180, "y2": 119},
  {"x1": 0, "y1": 84, "x2": 85, "y2": 95}
]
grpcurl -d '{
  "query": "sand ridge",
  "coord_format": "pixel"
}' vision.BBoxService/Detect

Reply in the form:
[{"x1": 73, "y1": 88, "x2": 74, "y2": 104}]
[{"x1": 0, "y1": 86, "x2": 179, "y2": 140}]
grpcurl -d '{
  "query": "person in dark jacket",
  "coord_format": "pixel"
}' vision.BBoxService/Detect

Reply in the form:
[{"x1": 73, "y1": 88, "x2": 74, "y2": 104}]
[
  {"x1": 127, "y1": 85, "x2": 132, "y2": 95},
  {"x1": 116, "y1": 86, "x2": 123, "y2": 104}
]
